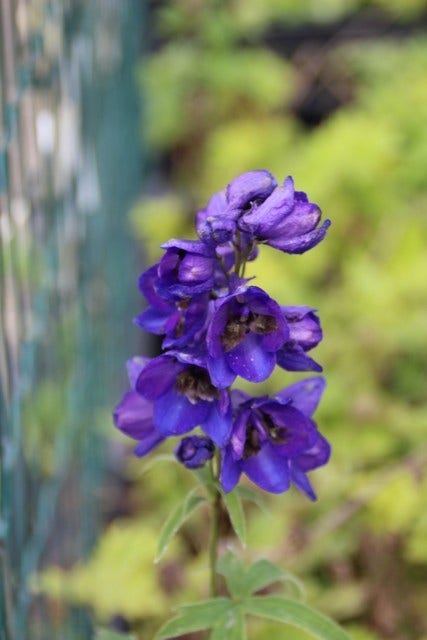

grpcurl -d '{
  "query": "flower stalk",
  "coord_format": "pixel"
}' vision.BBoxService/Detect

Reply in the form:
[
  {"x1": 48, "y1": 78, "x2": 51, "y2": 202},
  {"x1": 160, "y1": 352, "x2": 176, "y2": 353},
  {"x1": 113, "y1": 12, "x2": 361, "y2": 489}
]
[{"x1": 209, "y1": 483, "x2": 222, "y2": 598}]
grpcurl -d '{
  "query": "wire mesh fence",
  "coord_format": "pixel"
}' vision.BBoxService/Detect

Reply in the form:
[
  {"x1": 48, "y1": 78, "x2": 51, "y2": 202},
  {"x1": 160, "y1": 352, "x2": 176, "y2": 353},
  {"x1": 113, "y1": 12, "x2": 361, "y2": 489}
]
[{"x1": 0, "y1": 1, "x2": 143, "y2": 637}]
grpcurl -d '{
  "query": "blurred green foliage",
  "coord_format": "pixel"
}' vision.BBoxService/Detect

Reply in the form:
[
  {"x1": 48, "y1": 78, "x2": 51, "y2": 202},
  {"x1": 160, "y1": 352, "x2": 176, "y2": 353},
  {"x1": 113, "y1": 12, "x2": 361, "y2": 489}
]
[
  {"x1": 36, "y1": 1, "x2": 427, "y2": 638},
  {"x1": 35, "y1": 519, "x2": 171, "y2": 620}
]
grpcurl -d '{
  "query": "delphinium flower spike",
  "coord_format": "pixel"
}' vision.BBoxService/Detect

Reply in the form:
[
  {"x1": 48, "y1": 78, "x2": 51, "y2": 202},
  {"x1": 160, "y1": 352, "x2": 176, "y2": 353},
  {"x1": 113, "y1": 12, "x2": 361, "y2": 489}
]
[{"x1": 114, "y1": 170, "x2": 331, "y2": 499}]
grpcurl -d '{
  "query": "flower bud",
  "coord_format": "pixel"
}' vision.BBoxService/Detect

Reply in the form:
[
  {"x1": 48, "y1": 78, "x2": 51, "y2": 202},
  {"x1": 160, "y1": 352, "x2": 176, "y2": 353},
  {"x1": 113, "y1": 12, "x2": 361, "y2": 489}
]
[{"x1": 175, "y1": 435, "x2": 215, "y2": 469}]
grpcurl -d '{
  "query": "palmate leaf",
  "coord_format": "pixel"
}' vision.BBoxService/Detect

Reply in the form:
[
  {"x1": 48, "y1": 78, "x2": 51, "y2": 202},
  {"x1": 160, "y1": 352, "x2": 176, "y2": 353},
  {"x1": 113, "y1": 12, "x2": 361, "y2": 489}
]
[
  {"x1": 155, "y1": 488, "x2": 207, "y2": 562},
  {"x1": 244, "y1": 558, "x2": 305, "y2": 599},
  {"x1": 222, "y1": 488, "x2": 246, "y2": 545},
  {"x1": 210, "y1": 606, "x2": 247, "y2": 640},
  {"x1": 217, "y1": 550, "x2": 247, "y2": 598},
  {"x1": 155, "y1": 598, "x2": 233, "y2": 639},
  {"x1": 217, "y1": 550, "x2": 304, "y2": 600},
  {"x1": 243, "y1": 595, "x2": 352, "y2": 640}
]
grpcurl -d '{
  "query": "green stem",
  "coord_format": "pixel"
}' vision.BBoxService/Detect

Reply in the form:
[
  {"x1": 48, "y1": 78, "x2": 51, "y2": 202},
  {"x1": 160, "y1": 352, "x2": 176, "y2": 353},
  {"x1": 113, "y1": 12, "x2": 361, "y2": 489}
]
[{"x1": 209, "y1": 455, "x2": 222, "y2": 598}]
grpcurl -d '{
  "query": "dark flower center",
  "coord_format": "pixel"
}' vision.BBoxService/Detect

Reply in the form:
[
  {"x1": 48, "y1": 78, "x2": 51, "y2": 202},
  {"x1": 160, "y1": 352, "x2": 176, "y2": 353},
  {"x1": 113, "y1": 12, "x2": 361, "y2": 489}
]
[
  {"x1": 263, "y1": 413, "x2": 289, "y2": 445},
  {"x1": 172, "y1": 250, "x2": 185, "y2": 276},
  {"x1": 175, "y1": 366, "x2": 219, "y2": 404},
  {"x1": 177, "y1": 299, "x2": 190, "y2": 311},
  {"x1": 222, "y1": 311, "x2": 278, "y2": 351},
  {"x1": 222, "y1": 316, "x2": 248, "y2": 351},
  {"x1": 243, "y1": 425, "x2": 261, "y2": 459},
  {"x1": 249, "y1": 313, "x2": 278, "y2": 334}
]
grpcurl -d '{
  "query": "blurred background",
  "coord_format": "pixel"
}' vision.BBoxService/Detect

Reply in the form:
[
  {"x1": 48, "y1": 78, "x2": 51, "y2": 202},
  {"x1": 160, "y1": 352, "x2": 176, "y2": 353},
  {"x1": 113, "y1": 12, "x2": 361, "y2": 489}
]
[{"x1": 1, "y1": 0, "x2": 427, "y2": 638}]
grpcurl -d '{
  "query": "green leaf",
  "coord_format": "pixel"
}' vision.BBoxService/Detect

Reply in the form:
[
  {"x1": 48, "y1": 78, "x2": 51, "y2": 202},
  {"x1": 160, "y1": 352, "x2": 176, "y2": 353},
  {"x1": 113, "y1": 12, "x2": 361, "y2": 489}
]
[
  {"x1": 95, "y1": 630, "x2": 136, "y2": 640},
  {"x1": 210, "y1": 606, "x2": 247, "y2": 640},
  {"x1": 155, "y1": 489, "x2": 206, "y2": 562},
  {"x1": 243, "y1": 596, "x2": 351, "y2": 640},
  {"x1": 235, "y1": 485, "x2": 270, "y2": 514},
  {"x1": 217, "y1": 551, "x2": 305, "y2": 600},
  {"x1": 245, "y1": 558, "x2": 305, "y2": 599},
  {"x1": 155, "y1": 598, "x2": 232, "y2": 639},
  {"x1": 222, "y1": 489, "x2": 246, "y2": 545},
  {"x1": 217, "y1": 550, "x2": 247, "y2": 598}
]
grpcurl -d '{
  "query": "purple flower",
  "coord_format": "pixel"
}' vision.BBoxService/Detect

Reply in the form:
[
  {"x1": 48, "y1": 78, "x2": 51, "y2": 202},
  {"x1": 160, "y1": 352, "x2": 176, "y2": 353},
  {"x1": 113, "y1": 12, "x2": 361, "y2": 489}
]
[
  {"x1": 195, "y1": 172, "x2": 329, "y2": 255},
  {"x1": 240, "y1": 176, "x2": 330, "y2": 254},
  {"x1": 135, "y1": 265, "x2": 208, "y2": 349},
  {"x1": 196, "y1": 189, "x2": 228, "y2": 227},
  {"x1": 195, "y1": 170, "x2": 277, "y2": 246},
  {"x1": 226, "y1": 170, "x2": 278, "y2": 213},
  {"x1": 207, "y1": 286, "x2": 288, "y2": 387},
  {"x1": 175, "y1": 435, "x2": 215, "y2": 469},
  {"x1": 155, "y1": 239, "x2": 217, "y2": 299},
  {"x1": 196, "y1": 190, "x2": 235, "y2": 246},
  {"x1": 113, "y1": 357, "x2": 166, "y2": 457},
  {"x1": 197, "y1": 216, "x2": 235, "y2": 246},
  {"x1": 276, "y1": 306, "x2": 323, "y2": 372},
  {"x1": 220, "y1": 377, "x2": 330, "y2": 499},
  {"x1": 136, "y1": 353, "x2": 232, "y2": 446}
]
